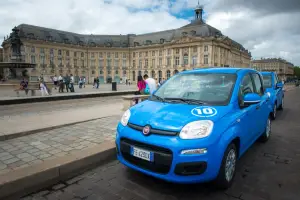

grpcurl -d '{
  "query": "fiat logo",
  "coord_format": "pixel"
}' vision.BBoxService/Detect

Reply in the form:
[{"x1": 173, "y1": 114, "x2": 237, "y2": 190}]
[{"x1": 143, "y1": 126, "x2": 151, "y2": 135}]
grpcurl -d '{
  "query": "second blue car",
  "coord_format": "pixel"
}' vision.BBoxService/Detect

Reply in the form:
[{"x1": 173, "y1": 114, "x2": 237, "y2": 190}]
[
  {"x1": 116, "y1": 68, "x2": 273, "y2": 189},
  {"x1": 261, "y1": 71, "x2": 284, "y2": 119}
]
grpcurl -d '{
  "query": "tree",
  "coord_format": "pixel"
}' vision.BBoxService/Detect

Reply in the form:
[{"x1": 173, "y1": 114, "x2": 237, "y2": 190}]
[{"x1": 294, "y1": 66, "x2": 300, "y2": 78}]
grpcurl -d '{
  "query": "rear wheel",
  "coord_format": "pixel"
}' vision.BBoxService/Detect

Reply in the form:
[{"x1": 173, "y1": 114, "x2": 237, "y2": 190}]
[{"x1": 214, "y1": 143, "x2": 237, "y2": 189}]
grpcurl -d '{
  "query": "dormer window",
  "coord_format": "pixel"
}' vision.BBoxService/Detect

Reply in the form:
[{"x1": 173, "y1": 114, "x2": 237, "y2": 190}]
[
  {"x1": 190, "y1": 30, "x2": 196, "y2": 36},
  {"x1": 146, "y1": 40, "x2": 152, "y2": 45},
  {"x1": 90, "y1": 42, "x2": 96, "y2": 47},
  {"x1": 134, "y1": 42, "x2": 139, "y2": 47},
  {"x1": 182, "y1": 32, "x2": 188, "y2": 37},
  {"x1": 122, "y1": 42, "x2": 128, "y2": 47},
  {"x1": 105, "y1": 42, "x2": 112, "y2": 47},
  {"x1": 64, "y1": 38, "x2": 70, "y2": 43},
  {"x1": 46, "y1": 36, "x2": 52, "y2": 41},
  {"x1": 160, "y1": 38, "x2": 164, "y2": 44},
  {"x1": 27, "y1": 33, "x2": 34, "y2": 39},
  {"x1": 78, "y1": 41, "x2": 84, "y2": 46}
]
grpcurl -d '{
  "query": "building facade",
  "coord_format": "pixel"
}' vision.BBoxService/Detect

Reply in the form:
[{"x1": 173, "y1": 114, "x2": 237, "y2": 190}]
[
  {"x1": 251, "y1": 58, "x2": 294, "y2": 80},
  {"x1": 0, "y1": 48, "x2": 3, "y2": 79},
  {"x1": 1, "y1": 5, "x2": 251, "y2": 83}
]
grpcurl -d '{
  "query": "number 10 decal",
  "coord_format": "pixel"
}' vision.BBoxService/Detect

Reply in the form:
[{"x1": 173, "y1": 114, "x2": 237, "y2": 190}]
[{"x1": 191, "y1": 107, "x2": 218, "y2": 117}]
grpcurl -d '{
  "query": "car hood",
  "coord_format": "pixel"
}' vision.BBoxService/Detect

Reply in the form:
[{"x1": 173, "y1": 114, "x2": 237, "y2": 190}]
[{"x1": 128, "y1": 100, "x2": 233, "y2": 132}]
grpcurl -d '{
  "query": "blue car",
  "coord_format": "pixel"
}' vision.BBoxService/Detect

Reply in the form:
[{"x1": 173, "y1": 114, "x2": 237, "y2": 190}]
[
  {"x1": 261, "y1": 72, "x2": 284, "y2": 119},
  {"x1": 116, "y1": 68, "x2": 272, "y2": 189}
]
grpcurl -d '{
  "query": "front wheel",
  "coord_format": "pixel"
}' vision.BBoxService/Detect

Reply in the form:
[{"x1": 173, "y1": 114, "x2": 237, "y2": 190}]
[
  {"x1": 259, "y1": 116, "x2": 271, "y2": 143},
  {"x1": 214, "y1": 143, "x2": 237, "y2": 189},
  {"x1": 278, "y1": 98, "x2": 284, "y2": 110},
  {"x1": 270, "y1": 104, "x2": 277, "y2": 120}
]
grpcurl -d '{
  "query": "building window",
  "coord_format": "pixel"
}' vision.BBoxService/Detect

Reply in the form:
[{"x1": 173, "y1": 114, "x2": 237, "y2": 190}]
[
  {"x1": 151, "y1": 70, "x2": 155, "y2": 78},
  {"x1": 100, "y1": 70, "x2": 103, "y2": 74},
  {"x1": 152, "y1": 51, "x2": 155, "y2": 56},
  {"x1": 40, "y1": 48, "x2": 44, "y2": 54},
  {"x1": 133, "y1": 52, "x2": 136, "y2": 58},
  {"x1": 74, "y1": 52, "x2": 77, "y2": 57},
  {"x1": 115, "y1": 52, "x2": 118, "y2": 58},
  {"x1": 167, "y1": 57, "x2": 171, "y2": 66},
  {"x1": 115, "y1": 70, "x2": 119, "y2": 75},
  {"x1": 139, "y1": 59, "x2": 142, "y2": 68},
  {"x1": 40, "y1": 55, "x2": 45, "y2": 64},
  {"x1": 81, "y1": 52, "x2": 84, "y2": 57},
  {"x1": 183, "y1": 53, "x2": 188, "y2": 65},
  {"x1": 133, "y1": 60, "x2": 136, "y2": 68},
  {"x1": 145, "y1": 52, "x2": 148, "y2": 57},
  {"x1": 99, "y1": 60, "x2": 104, "y2": 67},
  {"x1": 122, "y1": 60, "x2": 126, "y2": 67},
  {"x1": 193, "y1": 47, "x2": 197, "y2": 53},
  {"x1": 58, "y1": 58, "x2": 62, "y2": 65},
  {"x1": 123, "y1": 53, "x2": 126, "y2": 58},
  {"x1": 145, "y1": 59, "x2": 148, "y2": 67},
  {"x1": 139, "y1": 52, "x2": 142, "y2": 57},
  {"x1": 159, "y1": 50, "x2": 162, "y2": 56},
  {"x1": 166, "y1": 70, "x2": 171, "y2": 79},
  {"x1": 167, "y1": 49, "x2": 171, "y2": 55},
  {"x1": 107, "y1": 52, "x2": 111, "y2": 58},
  {"x1": 30, "y1": 55, "x2": 35, "y2": 64},
  {"x1": 31, "y1": 47, "x2": 35, "y2": 53},
  {"x1": 204, "y1": 55, "x2": 208, "y2": 64},
  {"x1": 152, "y1": 59, "x2": 155, "y2": 67},
  {"x1": 138, "y1": 71, "x2": 142, "y2": 76},
  {"x1": 132, "y1": 71, "x2": 136, "y2": 81},
  {"x1": 159, "y1": 58, "x2": 162, "y2": 66},
  {"x1": 204, "y1": 45, "x2": 208, "y2": 52},
  {"x1": 66, "y1": 50, "x2": 70, "y2": 56},
  {"x1": 91, "y1": 52, "x2": 95, "y2": 58},
  {"x1": 175, "y1": 56, "x2": 180, "y2": 65},
  {"x1": 114, "y1": 59, "x2": 119, "y2": 67},
  {"x1": 58, "y1": 50, "x2": 62, "y2": 56},
  {"x1": 175, "y1": 49, "x2": 179, "y2": 54},
  {"x1": 107, "y1": 59, "x2": 112, "y2": 67},
  {"x1": 123, "y1": 70, "x2": 126, "y2": 75},
  {"x1": 192, "y1": 56, "x2": 197, "y2": 66},
  {"x1": 108, "y1": 70, "x2": 111, "y2": 74},
  {"x1": 99, "y1": 52, "x2": 103, "y2": 58}
]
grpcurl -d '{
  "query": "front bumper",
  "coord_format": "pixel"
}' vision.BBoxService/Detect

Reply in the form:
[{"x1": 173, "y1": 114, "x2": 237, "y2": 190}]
[{"x1": 115, "y1": 124, "x2": 223, "y2": 184}]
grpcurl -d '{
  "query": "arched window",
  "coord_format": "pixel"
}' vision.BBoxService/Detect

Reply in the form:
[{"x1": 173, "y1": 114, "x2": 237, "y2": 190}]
[
  {"x1": 151, "y1": 70, "x2": 155, "y2": 78},
  {"x1": 173, "y1": 70, "x2": 179, "y2": 75},
  {"x1": 183, "y1": 53, "x2": 188, "y2": 65},
  {"x1": 166, "y1": 70, "x2": 171, "y2": 79},
  {"x1": 158, "y1": 70, "x2": 162, "y2": 82},
  {"x1": 81, "y1": 52, "x2": 84, "y2": 57},
  {"x1": 100, "y1": 70, "x2": 103, "y2": 74},
  {"x1": 144, "y1": 70, "x2": 148, "y2": 75},
  {"x1": 66, "y1": 50, "x2": 69, "y2": 56},
  {"x1": 115, "y1": 70, "x2": 119, "y2": 75}
]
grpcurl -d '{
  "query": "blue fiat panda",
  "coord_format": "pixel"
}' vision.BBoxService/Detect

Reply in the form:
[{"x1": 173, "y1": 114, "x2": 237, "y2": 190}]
[{"x1": 116, "y1": 68, "x2": 272, "y2": 189}]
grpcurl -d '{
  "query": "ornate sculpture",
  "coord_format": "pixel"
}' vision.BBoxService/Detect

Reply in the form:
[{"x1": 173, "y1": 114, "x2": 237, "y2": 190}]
[{"x1": 10, "y1": 26, "x2": 23, "y2": 57}]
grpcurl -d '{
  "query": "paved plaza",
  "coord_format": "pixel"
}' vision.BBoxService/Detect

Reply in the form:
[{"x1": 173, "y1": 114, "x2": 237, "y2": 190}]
[
  {"x1": 22, "y1": 87, "x2": 300, "y2": 200},
  {"x1": 0, "y1": 83, "x2": 136, "y2": 98}
]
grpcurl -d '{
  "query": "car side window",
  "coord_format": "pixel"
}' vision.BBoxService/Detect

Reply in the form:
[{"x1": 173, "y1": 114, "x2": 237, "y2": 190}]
[
  {"x1": 251, "y1": 73, "x2": 264, "y2": 96},
  {"x1": 239, "y1": 74, "x2": 255, "y2": 97},
  {"x1": 274, "y1": 73, "x2": 279, "y2": 85}
]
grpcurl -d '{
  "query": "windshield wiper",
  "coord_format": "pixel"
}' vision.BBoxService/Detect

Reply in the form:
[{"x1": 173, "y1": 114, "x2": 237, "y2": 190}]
[
  {"x1": 152, "y1": 94, "x2": 165, "y2": 102},
  {"x1": 164, "y1": 98, "x2": 206, "y2": 105}
]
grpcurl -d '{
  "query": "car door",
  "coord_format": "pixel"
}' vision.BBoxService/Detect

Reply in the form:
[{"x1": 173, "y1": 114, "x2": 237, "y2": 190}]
[
  {"x1": 251, "y1": 72, "x2": 269, "y2": 137},
  {"x1": 237, "y1": 73, "x2": 257, "y2": 148}
]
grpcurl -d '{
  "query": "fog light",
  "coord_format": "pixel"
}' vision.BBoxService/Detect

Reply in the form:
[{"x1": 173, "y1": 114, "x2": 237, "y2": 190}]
[{"x1": 181, "y1": 148, "x2": 207, "y2": 155}]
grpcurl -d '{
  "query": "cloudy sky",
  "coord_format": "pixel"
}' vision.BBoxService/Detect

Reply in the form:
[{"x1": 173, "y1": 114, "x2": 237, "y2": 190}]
[{"x1": 0, "y1": 0, "x2": 299, "y2": 65}]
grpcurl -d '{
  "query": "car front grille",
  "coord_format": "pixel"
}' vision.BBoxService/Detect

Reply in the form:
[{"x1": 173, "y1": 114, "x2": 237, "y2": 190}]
[
  {"x1": 128, "y1": 123, "x2": 178, "y2": 136},
  {"x1": 120, "y1": 138, "x2": 173, "y2": 174}
]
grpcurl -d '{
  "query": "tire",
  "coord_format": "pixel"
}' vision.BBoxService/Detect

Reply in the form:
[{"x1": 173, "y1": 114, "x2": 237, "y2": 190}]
[
  {"x1": 270, "y1": 104, "x2": 277, "y2": 120},
  {"x1": 214, "y1": 143, "x2": 237, "y2": 189},
  {"x1": 278, "y1": 97, "x2": 284, "y2": 110},
  {"x1": 259, "y1": 116, "x2": 271, "y2": 143}
]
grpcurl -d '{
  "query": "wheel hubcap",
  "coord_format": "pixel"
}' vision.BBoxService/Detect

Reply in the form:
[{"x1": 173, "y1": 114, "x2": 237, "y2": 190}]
[
  {"x1": 225, "y1": 149, "x2": 236, "y2": 182},
  {"x1": 266, "y1": 118, "x2": 271, "y2": 137}
]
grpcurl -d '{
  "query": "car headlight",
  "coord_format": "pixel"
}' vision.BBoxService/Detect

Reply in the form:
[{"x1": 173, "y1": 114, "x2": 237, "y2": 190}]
[
  {"x1": 120, "y1": 109, "x2": 131, "y2": 126},
  {"x1": 179, "y1": 120, "x2": 214, "y2": 139}
]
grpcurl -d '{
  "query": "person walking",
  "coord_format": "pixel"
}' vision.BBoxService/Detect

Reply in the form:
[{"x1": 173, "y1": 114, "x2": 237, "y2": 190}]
[
  {"x1": 65, "y1": 74, "x2": 70, "y2": 92},
  {"x1": 95, "y1": 76, "x2": 100, "y2": 89},
  {"x1": 70, "y1": 74, "x2": 75, "y2": 92},
  {"x1": 134, "y1": 75, "x2": 146, "y2": 104},
  {"x1": 58, "y1": 74, "x2": 64, "y2": 93}
]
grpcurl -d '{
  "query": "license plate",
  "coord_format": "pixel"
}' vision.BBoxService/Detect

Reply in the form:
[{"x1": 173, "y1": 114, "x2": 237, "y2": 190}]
[{"x1": 130, "y1": 146, "x2": 154, "y2": 162}]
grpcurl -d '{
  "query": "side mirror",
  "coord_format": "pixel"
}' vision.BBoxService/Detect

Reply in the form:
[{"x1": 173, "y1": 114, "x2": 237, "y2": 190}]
[
  {"x1": 243, "y1": 93, "x2": 261, "y2": 105},
  {"x1": 276, "y1": 82, "x2": 284, "y2": 88}
]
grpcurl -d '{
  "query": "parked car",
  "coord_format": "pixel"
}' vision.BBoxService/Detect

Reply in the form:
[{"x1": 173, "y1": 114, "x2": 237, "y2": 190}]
[
  {"x1": 116, "y1": 68, "x2": 273, "y2": 189},
  {"x1": 261, "y1": 72, "x2": 284, "y2": 120}
]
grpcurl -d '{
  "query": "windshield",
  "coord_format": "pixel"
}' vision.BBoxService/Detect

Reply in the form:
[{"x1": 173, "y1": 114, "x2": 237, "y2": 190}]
[
  {"x1": 262, "y1": 75, "x2": 272, "y2": 88},
  {"x1": 152, "y1": 73, "x2": 237, "y2": 105}
]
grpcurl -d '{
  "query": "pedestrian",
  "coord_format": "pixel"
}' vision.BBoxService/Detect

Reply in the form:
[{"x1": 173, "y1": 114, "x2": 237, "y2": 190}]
[
  {"x1": 96, "y1": 76, "x2": 100, "y2": 89},
  {"x1": 134, "y1": 75, "x2": 146, "y2": 104},
  {"x1": 53, "y1": 75, "x2": 58, "y2": 89},
  {"x1": 83, "y1": 77, "x2": 86, "y2": 88},
  {"x1": 58, "y1": 74, "x2": 64, "y2": 93},
  {"x1": 93, "y1": 77, "x2": 97, "y2": 88},
  {"x1": 143, "y1": 74, "x2": 157, "y2": 94},
  {"x1": 65, "y1": 74, "x2": 70, "y2": 92},
  {"x1": 39, "y1": 80, "x2": 49, "y2": 96},
  {"x1": 70, "y1": 74, "x2": 75, "y2": 92}
]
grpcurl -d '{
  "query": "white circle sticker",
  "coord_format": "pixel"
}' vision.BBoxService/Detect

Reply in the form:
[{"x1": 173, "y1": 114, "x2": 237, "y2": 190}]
[{"x1": 191, "y1": 106, "x2": 218, "y2": 118}]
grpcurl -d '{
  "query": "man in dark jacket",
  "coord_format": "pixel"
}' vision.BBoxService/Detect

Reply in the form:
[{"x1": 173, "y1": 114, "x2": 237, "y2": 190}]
[{"x1": 65, "y1": 74, "x2": 70, "y2": 92}]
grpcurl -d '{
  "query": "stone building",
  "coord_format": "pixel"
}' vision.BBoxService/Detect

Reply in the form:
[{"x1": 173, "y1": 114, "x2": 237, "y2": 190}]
[
  {"x1": 251, "y1": 58, "x2": 294, "y2": 80},
  {"x1": 0, "y1": 48, "x2": 3, "y2": 78},
  {"x1": 1, "y1": 4, "x2": 251, "y2": 83}
]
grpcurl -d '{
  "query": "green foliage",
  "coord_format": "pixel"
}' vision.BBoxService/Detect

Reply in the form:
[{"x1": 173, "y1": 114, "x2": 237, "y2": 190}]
[{"x1": 294, "y1": 66, "x2": 300, "y2": 78}]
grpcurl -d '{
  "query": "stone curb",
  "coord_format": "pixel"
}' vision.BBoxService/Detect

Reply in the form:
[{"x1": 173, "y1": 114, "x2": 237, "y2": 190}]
[
  {"x1": 0, "y1": 141, "x2": 116, "y2": 200},
  {"x1": 0, "y1": 116, "x2": 118, "y2": 142},
  {"x1": 0, "y1": 90, "x2": 136, "y2": 105}
]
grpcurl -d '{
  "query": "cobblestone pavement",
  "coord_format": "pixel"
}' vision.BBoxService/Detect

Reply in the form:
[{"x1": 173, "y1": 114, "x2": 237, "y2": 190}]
[
  {"x1": 0, "y1": 115, "x2": 120, "y2": 175},
  {"x1": 0, "y1": 83, "x2": 136, "y2": 98},
  {"x1": 24, "y1": 88, "x2": 300, "y2": 200}
]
